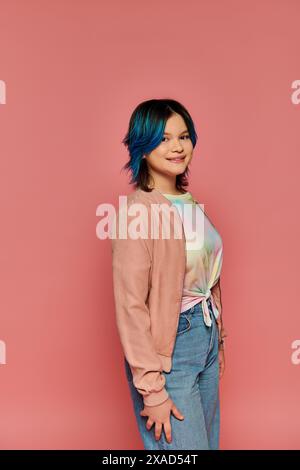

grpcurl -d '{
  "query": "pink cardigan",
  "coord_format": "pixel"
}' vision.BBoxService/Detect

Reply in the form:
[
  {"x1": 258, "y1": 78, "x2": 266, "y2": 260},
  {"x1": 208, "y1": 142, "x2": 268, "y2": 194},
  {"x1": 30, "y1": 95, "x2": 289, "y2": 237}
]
[{"x1": 111, "y1": 187, "x2": 221, "y2": 407}]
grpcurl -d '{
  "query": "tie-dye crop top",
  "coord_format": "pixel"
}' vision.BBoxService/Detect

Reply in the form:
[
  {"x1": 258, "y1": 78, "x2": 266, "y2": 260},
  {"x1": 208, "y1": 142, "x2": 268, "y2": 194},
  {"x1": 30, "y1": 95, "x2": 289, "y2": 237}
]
[{"x1": 162, "y1": 191, "x2": 223, "y2": 327}]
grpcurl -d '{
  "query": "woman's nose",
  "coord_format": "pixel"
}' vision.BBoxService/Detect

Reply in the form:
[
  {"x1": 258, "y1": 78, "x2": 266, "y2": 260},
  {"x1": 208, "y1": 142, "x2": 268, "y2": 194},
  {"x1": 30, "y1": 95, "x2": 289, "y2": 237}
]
[{"x1": 171, "y1": 139, "x2": 184, "y2": 151}]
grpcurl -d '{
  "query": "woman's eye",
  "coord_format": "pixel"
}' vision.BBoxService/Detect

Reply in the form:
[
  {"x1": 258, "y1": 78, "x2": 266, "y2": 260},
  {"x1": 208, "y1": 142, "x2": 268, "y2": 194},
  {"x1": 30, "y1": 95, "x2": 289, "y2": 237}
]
[{"x1": 162, "y1": 135, "x2": 190, "y2": 142}]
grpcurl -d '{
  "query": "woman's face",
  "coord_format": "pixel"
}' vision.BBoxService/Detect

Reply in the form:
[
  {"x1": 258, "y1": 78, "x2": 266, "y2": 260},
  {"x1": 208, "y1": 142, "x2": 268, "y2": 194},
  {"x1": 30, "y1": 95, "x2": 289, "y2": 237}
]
[{"x1": 144, "y1": 113, "x2": 194, "y2": 178}]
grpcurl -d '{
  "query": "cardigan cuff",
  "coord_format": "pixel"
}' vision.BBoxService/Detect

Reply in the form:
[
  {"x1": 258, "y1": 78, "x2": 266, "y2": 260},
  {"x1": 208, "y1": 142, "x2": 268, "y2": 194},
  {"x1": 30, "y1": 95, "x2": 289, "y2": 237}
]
[{"x1": 143, "y1": 387, "x2": 169, "y2": 407}]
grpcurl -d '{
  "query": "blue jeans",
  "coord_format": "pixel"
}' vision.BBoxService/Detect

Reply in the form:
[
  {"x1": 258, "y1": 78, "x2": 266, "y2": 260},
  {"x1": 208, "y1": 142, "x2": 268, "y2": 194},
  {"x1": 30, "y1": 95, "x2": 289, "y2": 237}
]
[{"x1": 123, "y1": 297, "x2": 220, "y2": 450}]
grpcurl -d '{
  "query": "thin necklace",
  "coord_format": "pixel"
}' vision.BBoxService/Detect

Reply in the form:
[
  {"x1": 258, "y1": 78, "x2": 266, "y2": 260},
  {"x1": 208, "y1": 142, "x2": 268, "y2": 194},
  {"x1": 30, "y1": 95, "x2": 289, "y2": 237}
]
[{"x1": 154, "y1": 187, "x2": 188, "y2": 196}]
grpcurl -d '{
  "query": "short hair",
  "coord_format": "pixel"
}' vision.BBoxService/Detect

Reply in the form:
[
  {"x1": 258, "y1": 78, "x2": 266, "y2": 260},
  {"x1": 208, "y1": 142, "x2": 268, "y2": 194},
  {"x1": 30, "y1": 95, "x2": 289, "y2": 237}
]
[{"x1": 121, "y1": 98, "x2": 198, "y2": 192}]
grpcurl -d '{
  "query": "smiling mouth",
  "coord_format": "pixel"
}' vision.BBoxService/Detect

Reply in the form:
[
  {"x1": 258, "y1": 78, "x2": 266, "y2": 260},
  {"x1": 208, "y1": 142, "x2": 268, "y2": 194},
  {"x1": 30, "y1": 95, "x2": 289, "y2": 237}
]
[{"x1": 167, "y1": 156, "x2": 186, "y2": 163}]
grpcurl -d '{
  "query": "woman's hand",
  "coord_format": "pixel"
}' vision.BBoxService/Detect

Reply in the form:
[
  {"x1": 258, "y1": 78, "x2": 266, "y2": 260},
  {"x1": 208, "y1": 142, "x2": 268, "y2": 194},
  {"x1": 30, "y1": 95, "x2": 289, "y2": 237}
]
[
  {"x1": 215, "y1": 308, "x2": 227, "y2": 380},
  {"x1": 140, "y1": 397, "x2": 184, "y2": 444},
  {"x1": 217, "y1": 320, "x2": 226, "y2": 379},
  {"x1": 218, "y1": 347, "x2": 225, "y2": 379}
]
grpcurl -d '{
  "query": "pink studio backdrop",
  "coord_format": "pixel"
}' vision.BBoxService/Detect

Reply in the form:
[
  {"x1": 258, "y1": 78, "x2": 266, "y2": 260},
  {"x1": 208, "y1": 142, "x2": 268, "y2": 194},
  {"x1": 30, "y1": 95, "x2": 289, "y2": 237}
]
[{"x1": 0, "y1": 0, "x2": 299, "y2": 450}]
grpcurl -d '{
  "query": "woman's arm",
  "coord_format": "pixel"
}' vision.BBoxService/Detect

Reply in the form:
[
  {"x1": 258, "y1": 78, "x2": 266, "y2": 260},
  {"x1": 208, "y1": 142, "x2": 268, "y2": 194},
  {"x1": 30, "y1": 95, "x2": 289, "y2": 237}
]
[
  {"x1": 111, "y1": 203, "x2": 169, "y2": 407},
  {"x1": 211, "y1": 278, "x2": 228, "y2": 348}
]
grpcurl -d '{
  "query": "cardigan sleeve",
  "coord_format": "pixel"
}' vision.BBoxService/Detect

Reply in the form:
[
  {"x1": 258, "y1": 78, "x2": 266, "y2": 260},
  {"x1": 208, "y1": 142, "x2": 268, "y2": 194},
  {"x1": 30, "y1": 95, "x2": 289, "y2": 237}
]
[{"x1": 111, "y1": 204, "x2": 169, "y2": 407}]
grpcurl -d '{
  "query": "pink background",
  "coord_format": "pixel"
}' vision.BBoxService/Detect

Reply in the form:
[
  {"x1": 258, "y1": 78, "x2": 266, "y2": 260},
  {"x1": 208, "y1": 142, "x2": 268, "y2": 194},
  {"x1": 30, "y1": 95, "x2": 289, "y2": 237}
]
[{"x1": 0, "y1": 0, "x2": 300, "y2": 449}]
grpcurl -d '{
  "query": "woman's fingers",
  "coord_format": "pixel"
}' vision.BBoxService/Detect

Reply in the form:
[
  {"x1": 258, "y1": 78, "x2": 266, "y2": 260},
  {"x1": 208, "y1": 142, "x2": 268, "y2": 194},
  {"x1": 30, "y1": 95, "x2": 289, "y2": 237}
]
[
  {"x1": 163, "y1": 420, "x2": 172, "y2": 443},
  {"x1": 155, "y1": 422, "x2": 162, "y2": 441},
  {"x1": 146, "y1": 418, "x2": 154, "y2": 430},
  {"x1": 140, "y1": 400, "x2": 184, "y2": 443},
  {"x1": 171, "y1": 403, "x2": 185, "y2": 420}
]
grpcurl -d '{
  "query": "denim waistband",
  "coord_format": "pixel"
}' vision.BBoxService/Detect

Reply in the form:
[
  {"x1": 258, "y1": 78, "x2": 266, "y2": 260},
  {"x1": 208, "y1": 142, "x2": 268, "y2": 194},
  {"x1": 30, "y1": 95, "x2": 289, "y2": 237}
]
[
  {"x1": 180, "y1": 296, "x2": 218, "y2": 328},
  {"x1": 180, "y1": 298, "x2": 211, "y2": 314}
]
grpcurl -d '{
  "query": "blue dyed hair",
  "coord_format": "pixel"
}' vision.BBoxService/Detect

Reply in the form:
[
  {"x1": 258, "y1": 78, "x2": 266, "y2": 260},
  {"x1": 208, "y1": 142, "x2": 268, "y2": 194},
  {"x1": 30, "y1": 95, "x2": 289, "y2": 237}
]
[{"x1": 121, "y1": 98, "x2": 198, "y2": 192}]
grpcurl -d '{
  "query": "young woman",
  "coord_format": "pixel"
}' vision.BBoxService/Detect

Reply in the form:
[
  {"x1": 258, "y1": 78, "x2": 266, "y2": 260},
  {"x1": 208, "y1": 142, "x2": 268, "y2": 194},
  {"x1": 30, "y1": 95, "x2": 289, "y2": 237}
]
[{"x1": 111, "y1": 98, "x2": 227, "y2": 450}]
